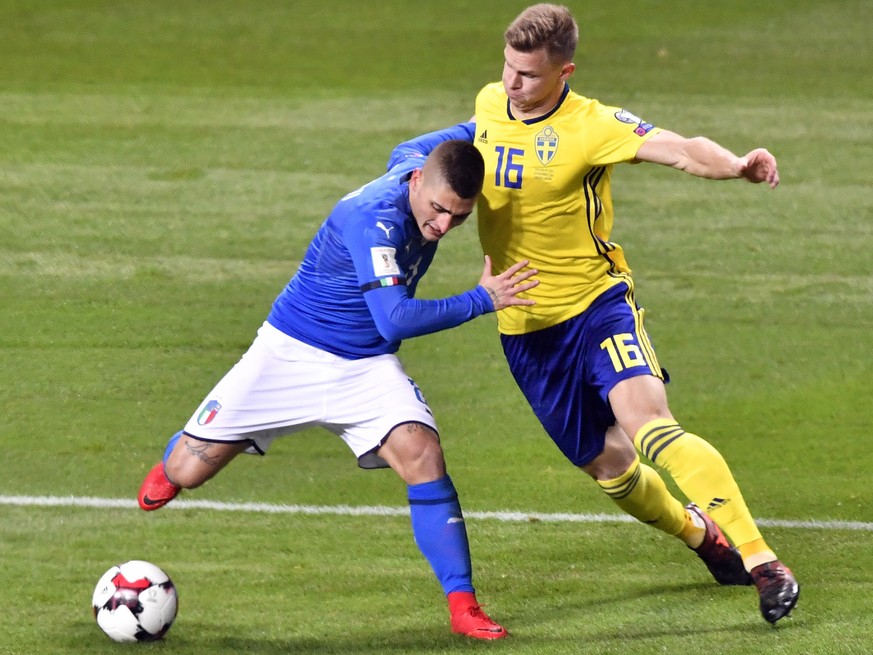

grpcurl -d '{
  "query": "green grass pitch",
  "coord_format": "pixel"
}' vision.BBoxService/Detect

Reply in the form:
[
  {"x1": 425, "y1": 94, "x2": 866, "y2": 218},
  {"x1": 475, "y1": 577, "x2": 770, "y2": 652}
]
[{"x1": 1, "y1": 1, "x2": 871, "y2": 653}]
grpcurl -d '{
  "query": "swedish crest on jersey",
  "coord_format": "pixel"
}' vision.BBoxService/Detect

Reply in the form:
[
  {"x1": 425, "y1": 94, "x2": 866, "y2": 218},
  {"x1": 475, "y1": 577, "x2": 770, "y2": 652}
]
[{"x1": 535, "y1": 126, "x2": 559, "y2": 166}]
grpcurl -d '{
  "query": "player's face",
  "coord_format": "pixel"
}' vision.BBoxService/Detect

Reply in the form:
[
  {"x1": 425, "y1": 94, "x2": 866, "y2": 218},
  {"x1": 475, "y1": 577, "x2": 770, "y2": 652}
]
[
  {"x1": 502, "y1": 45, "x2": 574, "y2": 118},
  {"x1": 408, "y1": 170, "x2": 475, "y2": 242}
]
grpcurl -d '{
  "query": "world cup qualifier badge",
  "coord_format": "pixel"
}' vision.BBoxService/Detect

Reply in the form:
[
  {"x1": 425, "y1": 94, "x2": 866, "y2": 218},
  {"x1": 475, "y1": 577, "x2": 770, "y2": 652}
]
[
  {"x1": 197, "y1": 400, "x2": 222, "y2": 425},
  {"x1": 614, "y1": 108, "x2": 655, "y2": 136}
]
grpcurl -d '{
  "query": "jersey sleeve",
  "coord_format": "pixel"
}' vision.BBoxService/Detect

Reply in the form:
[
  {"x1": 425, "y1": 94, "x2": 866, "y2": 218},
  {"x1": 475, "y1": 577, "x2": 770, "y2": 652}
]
[
  {"x1": 363, "y1": 284, "x2": 494, "y2": 342},
  {"x1": 581, "y1": 102, "x2": 662, "y2": 166},
  {"x1": 387, "y1": 122, "x2": 476, "y2": 170},
  {"x1": 342, "y1": 203, "x2": 495, "y2": 344}
]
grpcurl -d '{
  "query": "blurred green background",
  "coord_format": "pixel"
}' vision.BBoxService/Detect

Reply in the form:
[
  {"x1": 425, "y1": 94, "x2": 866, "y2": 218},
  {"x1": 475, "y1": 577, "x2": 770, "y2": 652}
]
[{"x1": 1, "y1": 1, "x2": 871, "y2": 653}]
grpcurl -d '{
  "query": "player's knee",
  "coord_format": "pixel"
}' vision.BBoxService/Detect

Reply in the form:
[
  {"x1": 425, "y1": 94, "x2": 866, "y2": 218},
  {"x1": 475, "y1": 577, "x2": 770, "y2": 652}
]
[
  {"x1": 403, "y1": 439, "x2": 445, "y2": 476},
  {"x1": 380, "y1": 424, "x2": 446, "y2": 484},
  {"x1": 580, "y1": 428, "x2": 638, "y2": 481},
  {"x1": 580, "y1": 457, "x2": 635, "y2": 482},
  {"x1": 414, "y1": 436, "x2": 445, "y2": 470}
]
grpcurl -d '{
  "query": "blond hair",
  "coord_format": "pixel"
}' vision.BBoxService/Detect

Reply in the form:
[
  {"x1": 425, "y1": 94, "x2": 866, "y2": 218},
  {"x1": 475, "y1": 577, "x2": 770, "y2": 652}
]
[{"x1": 504, "y1": 4, "x2": 578, "y2": 63}]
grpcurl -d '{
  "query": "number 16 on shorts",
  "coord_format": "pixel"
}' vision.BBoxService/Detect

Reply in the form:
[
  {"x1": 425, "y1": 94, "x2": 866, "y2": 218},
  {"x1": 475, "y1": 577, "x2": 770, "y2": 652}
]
[{"x1": 600, "y1": 333, "x2": 648, "y2": 372}]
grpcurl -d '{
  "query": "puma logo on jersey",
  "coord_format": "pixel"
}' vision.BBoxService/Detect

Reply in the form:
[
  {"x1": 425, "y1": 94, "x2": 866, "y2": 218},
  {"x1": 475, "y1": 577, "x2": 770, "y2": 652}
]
[{"x1": 376, "y1": 221, "x2": 394, "y2": 238}]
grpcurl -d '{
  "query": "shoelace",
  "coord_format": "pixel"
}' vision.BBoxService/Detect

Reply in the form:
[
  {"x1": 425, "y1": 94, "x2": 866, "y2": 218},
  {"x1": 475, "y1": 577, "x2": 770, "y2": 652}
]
[
  {"x1": 756, "y1": 568, "x2": 784, "y2": 585},
  {"x1": 754, "y1": 566, "x2": 791, "y2": 596},
  {"x1": 462, "y1": 605, "x2": 499, "y2": 626}
]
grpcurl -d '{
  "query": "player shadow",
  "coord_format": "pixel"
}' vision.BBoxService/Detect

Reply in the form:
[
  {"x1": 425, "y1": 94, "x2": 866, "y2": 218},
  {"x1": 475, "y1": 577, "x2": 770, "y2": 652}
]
[
  {"x1": 503, "y1": 579, "x2": 799, "y2": 641},
  {"x1": 168, "y1": 627, "x2": 490, "y2": 654},
  {"x1": 79, "y1": 581, "x2": 798, "y2": 653},
  {"x1": 77, "y1": 617, "x2": 464, "y2": 653}
]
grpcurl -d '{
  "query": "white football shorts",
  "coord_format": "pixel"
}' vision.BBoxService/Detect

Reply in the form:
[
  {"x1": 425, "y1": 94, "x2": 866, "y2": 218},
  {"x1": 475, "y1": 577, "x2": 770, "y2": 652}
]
[{"x1": 182, "y1": 322, "x2": 438, "y2": 459}]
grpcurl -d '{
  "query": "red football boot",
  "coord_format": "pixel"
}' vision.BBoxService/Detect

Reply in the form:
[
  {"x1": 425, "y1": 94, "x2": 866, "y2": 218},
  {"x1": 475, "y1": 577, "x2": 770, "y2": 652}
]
[
  {"x1": 686, "y1": 503, "x2": 753, "y2": 586},
  {"x1": 448, "y1": 591, "x2": 508, "y2": 640},
  {"x1": 137, "y1": 462, "x2": 181, "y2": 511}
]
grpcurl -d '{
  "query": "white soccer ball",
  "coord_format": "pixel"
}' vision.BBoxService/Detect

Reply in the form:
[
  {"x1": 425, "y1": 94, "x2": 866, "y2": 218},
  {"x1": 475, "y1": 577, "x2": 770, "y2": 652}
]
[{"x1": 92, "y1": 560, "x2": 178, "y2": 642}]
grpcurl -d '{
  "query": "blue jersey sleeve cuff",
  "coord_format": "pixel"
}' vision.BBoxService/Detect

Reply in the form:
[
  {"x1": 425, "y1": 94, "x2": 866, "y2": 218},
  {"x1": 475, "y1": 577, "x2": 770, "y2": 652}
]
[{"x1": 472, "y1": 284, "x2": 495, "y2": 313}]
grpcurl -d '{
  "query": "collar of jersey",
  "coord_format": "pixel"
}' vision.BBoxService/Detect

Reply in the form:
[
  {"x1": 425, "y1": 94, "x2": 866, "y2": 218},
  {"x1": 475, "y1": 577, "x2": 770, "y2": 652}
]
[{"x1": 506, "y1": 82, "x2": 570, "y2": 124}]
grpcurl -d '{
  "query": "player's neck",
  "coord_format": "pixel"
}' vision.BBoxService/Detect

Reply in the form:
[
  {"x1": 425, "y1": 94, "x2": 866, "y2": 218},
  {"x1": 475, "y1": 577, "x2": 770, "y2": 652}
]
[
  {"x1": 509, "y1": 87, "x2": 564, "y2": 121},
  {"x1": 510, "y1": 105, "x2": 543, "y2": 121}
]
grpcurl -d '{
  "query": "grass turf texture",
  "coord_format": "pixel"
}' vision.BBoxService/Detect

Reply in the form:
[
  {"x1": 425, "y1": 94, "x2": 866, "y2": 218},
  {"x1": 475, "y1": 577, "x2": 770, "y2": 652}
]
[{"x1": 1, "y1": 0, "x2": 871, "y2": 653}]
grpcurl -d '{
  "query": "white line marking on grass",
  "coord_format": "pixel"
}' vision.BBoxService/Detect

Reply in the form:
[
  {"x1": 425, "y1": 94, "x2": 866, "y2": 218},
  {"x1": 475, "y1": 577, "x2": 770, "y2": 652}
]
[{"x1": 1, "y1": 495, "x2": 871, "y2": 531}]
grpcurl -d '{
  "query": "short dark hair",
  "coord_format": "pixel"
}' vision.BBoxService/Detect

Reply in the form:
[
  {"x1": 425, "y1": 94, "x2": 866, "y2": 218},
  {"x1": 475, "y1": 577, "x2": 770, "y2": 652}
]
[
  {"x1": 504, "y1": 3, "x2": 578, "y2": 64},
  {"x1": 426, "y1": 139, "x2": 485, "y2": 200}
]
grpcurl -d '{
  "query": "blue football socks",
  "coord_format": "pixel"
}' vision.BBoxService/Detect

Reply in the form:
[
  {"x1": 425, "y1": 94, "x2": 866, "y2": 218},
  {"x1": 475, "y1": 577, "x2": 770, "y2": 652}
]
[
  {"x1": 161, "y1": 431, "x2": 183, "y2": 467},
  {"x1": 407, "y1": 475, "x2": 475, "y2": 595}
]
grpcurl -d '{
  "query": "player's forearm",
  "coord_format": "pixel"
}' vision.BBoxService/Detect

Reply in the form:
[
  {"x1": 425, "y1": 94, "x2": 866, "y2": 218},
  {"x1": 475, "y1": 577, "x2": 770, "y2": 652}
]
[
  {"x1": 386, "y1": 122, "x2": 476, "y2": 171},
  {"x1": 366, "y1": 286, "x2": 493, "y2": 342},
  {"x1": 675, "y1": 136, "x2": 744, "y2": 180}
]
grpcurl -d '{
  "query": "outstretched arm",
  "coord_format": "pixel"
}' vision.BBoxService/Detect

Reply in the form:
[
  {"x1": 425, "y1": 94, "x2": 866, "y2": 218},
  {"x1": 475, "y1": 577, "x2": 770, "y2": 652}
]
[
  {"x1": 364, "y1": 258, "x2": 538, "y2": 342},
  {"x1": 635, "y1": 130, "x2": 780, "y2": 188},
  {"x1": 387, "y1": 122, "x2": 476, "y2": 170}
]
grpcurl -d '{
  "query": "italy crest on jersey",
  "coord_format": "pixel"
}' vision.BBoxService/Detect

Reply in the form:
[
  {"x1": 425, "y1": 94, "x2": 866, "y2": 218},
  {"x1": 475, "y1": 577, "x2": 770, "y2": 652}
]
[
  {"x1": 197, "y1": 399, "x2": 222, "y2": 425},
  {"x1": 535, "y1": 126, "x2": 559, "y2": 166}
]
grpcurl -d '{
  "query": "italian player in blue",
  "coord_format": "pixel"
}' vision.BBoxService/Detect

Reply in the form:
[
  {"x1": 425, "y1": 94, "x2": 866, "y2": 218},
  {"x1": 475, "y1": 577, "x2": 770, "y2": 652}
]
[
  {"x1": 137, "y1": 127, "x2": 539, "y2": 640},
  {"x1": 455, "y1": 3, "x2": 798, "y2": 627}
]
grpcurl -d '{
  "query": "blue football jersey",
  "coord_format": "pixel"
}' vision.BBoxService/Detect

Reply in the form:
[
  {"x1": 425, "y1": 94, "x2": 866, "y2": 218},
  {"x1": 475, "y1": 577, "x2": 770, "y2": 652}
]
[{"x1": 267, "y1": 123, "x2": 492, "y2": 359}]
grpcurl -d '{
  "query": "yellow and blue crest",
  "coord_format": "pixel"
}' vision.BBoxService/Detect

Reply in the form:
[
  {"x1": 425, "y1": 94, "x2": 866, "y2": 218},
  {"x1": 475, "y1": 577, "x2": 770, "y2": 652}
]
[{"x1": 535, "y1": 126, "x2": 559, "y2": 166}]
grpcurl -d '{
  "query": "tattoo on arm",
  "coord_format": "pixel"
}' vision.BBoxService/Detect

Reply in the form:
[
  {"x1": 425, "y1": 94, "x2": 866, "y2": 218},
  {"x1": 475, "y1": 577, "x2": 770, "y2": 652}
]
[{"x1": 485, "y1": 286, "x2": 498, "y2": 306}]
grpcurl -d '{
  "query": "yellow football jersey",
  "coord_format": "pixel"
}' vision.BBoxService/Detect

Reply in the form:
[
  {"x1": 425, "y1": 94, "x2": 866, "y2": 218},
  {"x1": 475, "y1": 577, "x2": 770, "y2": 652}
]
[{"x1": 474, "y1": 82, "x2": 661, "y2": 334}]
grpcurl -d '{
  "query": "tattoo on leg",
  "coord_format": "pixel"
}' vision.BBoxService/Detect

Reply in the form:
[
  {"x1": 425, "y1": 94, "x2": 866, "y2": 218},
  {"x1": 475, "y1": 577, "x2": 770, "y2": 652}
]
[
  {"x1": 404, "y1": 422, "x2": 439, "y2": 441},
  {"x1": 185, "y1": 440, "x2": 223, "y2": 467}
]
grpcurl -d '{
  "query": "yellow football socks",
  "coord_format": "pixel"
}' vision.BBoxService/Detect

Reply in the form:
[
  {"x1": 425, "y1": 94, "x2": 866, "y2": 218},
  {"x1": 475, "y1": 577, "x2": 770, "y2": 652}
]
[
  {"x1": 739, "y1": 539, "x2": 778, "y2": 571},
  {"x1": 633, "y1": 418, "x2": 775, "y2": 568},
  {"x1": 596, "y1": 454, "x2": 689, "y2": 538}
]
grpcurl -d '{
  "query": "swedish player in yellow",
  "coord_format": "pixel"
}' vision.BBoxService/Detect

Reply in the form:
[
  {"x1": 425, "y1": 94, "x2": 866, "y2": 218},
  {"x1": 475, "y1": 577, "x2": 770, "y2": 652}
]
[{"x1": 474, "y1": 3, "x2": 798, "y2": 624}]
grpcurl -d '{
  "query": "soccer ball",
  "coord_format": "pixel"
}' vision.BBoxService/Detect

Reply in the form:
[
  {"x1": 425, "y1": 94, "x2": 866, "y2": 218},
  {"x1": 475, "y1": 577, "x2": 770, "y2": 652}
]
[{"x1": 92, "y1": 560, "x2": 178, "y2": 642}]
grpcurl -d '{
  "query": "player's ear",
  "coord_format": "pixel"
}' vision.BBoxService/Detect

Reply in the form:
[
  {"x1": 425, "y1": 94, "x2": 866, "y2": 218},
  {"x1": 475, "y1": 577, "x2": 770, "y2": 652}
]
[{"x1": 409, "y1": 168, "x2": 423, "y2": 193}]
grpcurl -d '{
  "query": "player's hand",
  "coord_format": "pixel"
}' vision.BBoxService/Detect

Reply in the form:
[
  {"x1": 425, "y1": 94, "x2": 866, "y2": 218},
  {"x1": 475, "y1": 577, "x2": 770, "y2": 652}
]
[
  {"x1": 738, "y1": 148, "x2": 780, "y2": 188},
  {"x1": 478, "y1": 255, "x2": 539, "y2": 310}
]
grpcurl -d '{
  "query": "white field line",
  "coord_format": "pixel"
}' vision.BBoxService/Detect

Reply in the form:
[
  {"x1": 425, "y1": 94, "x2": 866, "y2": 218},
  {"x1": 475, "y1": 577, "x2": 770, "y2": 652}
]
[{"x1": 1, "y1": 494, "x2": 871, "y2": 532}]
